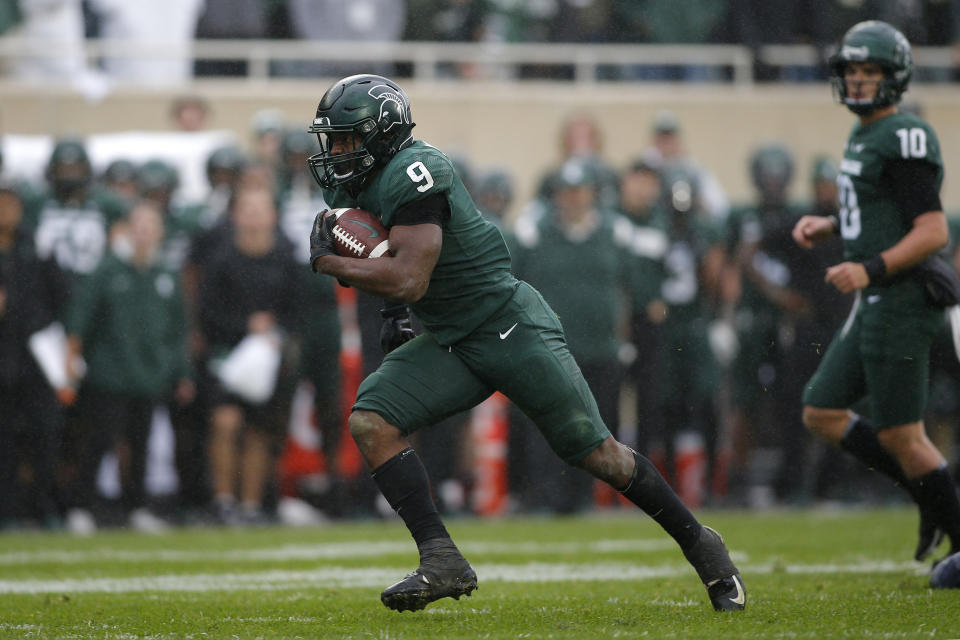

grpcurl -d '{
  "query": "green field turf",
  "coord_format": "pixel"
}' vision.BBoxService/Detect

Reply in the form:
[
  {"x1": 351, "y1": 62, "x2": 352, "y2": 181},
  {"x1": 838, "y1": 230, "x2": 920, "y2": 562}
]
[{"x1": 0, "y1": 507, "x2": 957, "y2": 639}]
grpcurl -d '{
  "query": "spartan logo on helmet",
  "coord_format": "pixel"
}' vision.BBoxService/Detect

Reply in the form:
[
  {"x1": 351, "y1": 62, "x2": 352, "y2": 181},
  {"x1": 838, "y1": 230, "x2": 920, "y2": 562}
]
[
  {"x1": 368, "y1": 84, "x2": 411, "y2": 134},
  {"x1": 840, "y1": 45, "x2": 869, "y2": 60}
]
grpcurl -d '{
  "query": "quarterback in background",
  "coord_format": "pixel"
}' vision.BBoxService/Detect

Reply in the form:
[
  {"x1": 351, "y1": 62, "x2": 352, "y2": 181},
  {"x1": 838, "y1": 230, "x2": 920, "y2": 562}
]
[
  {"x1": 305, "y1": 74, "x2": 746, "y2": 613},
  {"x1": 792, "y1": 21, "x2": 960, "y2": 563}
]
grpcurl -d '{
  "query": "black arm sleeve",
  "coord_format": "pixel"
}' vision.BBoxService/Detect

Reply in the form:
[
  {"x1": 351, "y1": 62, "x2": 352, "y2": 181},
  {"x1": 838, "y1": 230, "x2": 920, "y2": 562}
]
[
  {"x1": 391, "y1": 192, "x2": 450, "y2": 227},
  {"x1": 883, "y1": 158, "x2": 943, "y2": 224}
]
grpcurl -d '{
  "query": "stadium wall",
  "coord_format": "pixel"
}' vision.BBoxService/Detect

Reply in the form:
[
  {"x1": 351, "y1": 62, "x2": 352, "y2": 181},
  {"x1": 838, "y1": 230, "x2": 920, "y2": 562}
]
[{"x1": 2, "y1": 81, "x2": 959, "y2": 215}]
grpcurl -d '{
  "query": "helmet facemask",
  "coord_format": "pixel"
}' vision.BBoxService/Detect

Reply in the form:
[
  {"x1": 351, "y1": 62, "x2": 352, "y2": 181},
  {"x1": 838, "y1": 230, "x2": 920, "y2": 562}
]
[
  {"x1": 830, "y1": 64, "x2": 903, "y2": 116},
  {"x1": 307, "y1": 119, "x2": 379, "y2": 191}
]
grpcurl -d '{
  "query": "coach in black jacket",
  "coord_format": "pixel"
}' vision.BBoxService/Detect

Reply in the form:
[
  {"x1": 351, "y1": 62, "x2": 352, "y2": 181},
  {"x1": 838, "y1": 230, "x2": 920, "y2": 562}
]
[{"x1": 0, "y1": 184, "x2": 69, "y2": 529}]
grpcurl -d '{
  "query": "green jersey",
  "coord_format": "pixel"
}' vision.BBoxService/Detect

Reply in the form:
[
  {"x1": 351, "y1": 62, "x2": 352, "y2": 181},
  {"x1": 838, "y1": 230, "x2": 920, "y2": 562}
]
[
  {"x1": 66, "y1": 253, "x2": 189, "y2": 397},
  {"x1": 803, "y1": 112, "x2": 947, "y2": 428},
  {"x1": 21, "y1": 186, "x2": 128, "y2": 279},
  {"x1": 661, "y1": 214, "x2": 723, "y2": 323},
  {"x1": 511, "y1": 208, "x2": 634, "y2": 364},
  {"x1": 729, "y1": 202, "x2": 807, "y2": 325},
  {"x1": 326, "y1": 140, "x2": 517, "y2": 345},
  {"x1": 618, "y1": 204, "x2": 670, "y2": 313},
  {"x1": 160, "y1": 203, "x2": 207, "y2": 270},
  {"x1": 838, "y1": 112, "x2": 943, "y2": 262}
]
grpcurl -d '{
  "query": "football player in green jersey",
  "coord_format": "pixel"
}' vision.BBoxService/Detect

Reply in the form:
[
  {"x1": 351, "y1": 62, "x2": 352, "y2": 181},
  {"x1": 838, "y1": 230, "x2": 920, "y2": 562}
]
[
  {"x1": 792, "y1": 20, "x2": 960, "y2": 562},
  {"x1": 22, "y1": 139, "x2": 128, "y2": 288},
  {"x1": 305, "y1": 74, "x2": 746, "y2": 613}
]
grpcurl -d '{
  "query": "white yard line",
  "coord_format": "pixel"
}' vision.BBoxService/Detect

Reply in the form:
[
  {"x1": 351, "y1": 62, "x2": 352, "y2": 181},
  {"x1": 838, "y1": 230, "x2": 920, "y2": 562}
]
[
  {"x1": 0, "y1": 560, "x2": 924, "y2": 594},
  {"x1": 0, "y1": 539, "x2": 676, "y2": 565}
]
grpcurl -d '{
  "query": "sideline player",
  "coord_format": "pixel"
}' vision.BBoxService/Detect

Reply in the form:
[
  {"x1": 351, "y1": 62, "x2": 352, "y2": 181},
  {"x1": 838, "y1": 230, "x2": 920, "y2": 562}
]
[
  {"x1": 792, "y1": 21, "x2": 960, "y2": 562},
  {"x1": 305, "y1": 74, "x2": 746, "y2": 613}
]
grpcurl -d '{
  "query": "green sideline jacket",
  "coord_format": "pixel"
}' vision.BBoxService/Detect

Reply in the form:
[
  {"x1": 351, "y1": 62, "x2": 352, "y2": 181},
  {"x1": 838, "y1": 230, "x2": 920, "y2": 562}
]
[{"x1": 66, "y1": 252, "x2": 189, "y2": 398}]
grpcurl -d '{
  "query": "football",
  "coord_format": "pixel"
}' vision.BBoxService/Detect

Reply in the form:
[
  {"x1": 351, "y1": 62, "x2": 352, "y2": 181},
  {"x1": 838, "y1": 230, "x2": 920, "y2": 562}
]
[{"x1": 328, "y1": 208, "x2": 391, "y2": 259}]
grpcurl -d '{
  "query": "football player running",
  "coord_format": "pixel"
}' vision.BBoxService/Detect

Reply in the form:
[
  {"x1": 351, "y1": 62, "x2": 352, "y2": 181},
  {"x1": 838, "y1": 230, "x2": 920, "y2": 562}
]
[
  {"x1": 792, "y1": 21, "x2": 960, "y2": 563},
  {"x1": 305, "y1": 74, "x2": 746, "y2": 613}
]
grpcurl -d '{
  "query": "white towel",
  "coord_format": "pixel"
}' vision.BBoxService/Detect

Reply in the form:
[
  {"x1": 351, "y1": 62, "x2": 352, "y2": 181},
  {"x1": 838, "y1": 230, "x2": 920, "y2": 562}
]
[{"x1": 217, "y1": 332, "x2": 282, "y2": 404}]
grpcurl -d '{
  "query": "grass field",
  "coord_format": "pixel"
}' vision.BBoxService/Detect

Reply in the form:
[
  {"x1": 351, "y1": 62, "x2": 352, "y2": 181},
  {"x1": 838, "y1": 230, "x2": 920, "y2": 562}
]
[{"x1": 1, "y1": 507, "x2": 958, "y2": 639}]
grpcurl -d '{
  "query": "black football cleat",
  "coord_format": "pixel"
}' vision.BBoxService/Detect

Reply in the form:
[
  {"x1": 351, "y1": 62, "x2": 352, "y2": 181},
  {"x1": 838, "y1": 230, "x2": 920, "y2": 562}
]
[
  {"x1": 914, "y1": 510, "x2": 944, "y2": 562},
  {"x1": 381, "y1": 540, "x2": 478, "y2": 612},
  {"x1": 682, "y1": 526, "x2": 746, "y2": 612},
  {"x1": 706, "y1": 574, "x2": 746, "y2": 612},
  {"x1": 930, "y1": 550, "x2": 960, "y2": 588},
  {"x1": 380, "y1": 564, "x2": 478, "y2": 612}
]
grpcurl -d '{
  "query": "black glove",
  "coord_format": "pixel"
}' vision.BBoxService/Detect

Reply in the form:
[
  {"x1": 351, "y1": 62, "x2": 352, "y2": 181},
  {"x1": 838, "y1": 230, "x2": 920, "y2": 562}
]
[
  {"x1": 309, "y1": 210, "x2": 337, "y2": 272},
  {"x1": 380, "y1": 303, "x2": 416, "y2": 354}
]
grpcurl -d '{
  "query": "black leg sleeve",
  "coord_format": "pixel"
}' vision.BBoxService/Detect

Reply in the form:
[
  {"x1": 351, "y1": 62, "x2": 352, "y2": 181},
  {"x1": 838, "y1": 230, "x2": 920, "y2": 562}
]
[
  {"x1": 839, "y1": 416, "x2": 910, "y2": 489},
  {"x1": 621, "y1": 449, "x2": 702, "y2": 551},
  {"x1": 371, "y1": 448, "x2": 450, "y2": 546}
]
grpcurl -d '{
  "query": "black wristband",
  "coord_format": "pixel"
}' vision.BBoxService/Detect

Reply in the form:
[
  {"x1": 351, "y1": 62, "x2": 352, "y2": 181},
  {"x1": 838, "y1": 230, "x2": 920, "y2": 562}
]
[
  {"x1": 826, "y1": 215, "x2": 840, "y2": 234},
  {"x1": 861, "y1": 255, "x2": 887, "y2": 284}
]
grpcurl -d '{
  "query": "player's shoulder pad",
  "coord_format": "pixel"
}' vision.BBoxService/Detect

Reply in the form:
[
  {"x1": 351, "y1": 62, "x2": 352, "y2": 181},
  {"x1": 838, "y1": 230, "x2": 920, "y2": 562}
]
[
  {"x1": 629, "y1": 222, "x2": 668, "y2": 260},
  {"x1": 876, "y1": 112, "x2": 942, "y2": 165},
  {"x1": 380, "y1": 142, "x2": 455, "y2": 206},
  {"x1": 609, "y1": 211, "x2": 637, "y2": 249}
]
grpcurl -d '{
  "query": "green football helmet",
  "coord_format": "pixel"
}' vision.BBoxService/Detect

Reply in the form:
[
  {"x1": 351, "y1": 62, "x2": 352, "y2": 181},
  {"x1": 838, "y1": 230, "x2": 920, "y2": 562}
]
[
  {"x1": 281, "y1": 128, "x2": 318, "y2": 158},
  {"x1": 137, "y1": 159, "x2": 180, "y2": 195},
  {"x1": 477, "y1": 169, "x2": 514, "y2": 205},
  {"x1": 46, "y1": 138, "x2": 92, "y2": 197},
  {"x1": 750, "y1": 143, "x2": 794, "y2": 201},
  {"x1": 102, "y1": 159, "x2": 138, "y2": 185},
  {"x1": 307, "y1": 74, "x2": 415, "y2": 192},
  {"x1": 829, "y1": 20, "x2": 913, "y2": 115},
  {"x1": 810, "y1": 155, "x2": 839, "y2": 184},
  {"x1": 205, "y1": 146, "x2": 247, "y2": 186}
]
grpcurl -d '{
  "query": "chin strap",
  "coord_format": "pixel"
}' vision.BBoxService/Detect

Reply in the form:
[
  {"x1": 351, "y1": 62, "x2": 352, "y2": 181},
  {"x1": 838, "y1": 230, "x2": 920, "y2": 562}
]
[{"x1": 396, "y1": 134, "x2": 415, "y2": 152}]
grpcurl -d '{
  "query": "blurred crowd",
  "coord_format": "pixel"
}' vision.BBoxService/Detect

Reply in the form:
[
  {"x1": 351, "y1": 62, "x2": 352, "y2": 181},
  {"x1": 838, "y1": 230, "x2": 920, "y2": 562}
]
[
  {"x1": 3, "y1": 97, "x2": 960, "y2": 535},
  {"x1": 1, "y1": 0, "x2": 959, "y2": 86}
]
